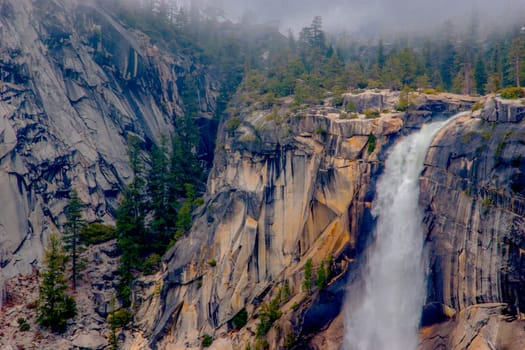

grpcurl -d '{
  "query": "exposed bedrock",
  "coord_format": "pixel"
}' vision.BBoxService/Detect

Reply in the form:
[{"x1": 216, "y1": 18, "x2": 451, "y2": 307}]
[
  {"x1": 138, "y1": 91, "x2": 477, "y2": 349},
  {"x1": 0, "y1": 0, "x2": 217, "y2": 277},
  {"x1": 419, "y1": 96, "x2": 525, "y2": 348}
]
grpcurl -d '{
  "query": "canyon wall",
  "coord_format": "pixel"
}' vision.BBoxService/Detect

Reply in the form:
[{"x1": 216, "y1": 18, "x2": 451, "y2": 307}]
[
  {"x1": 0, "y1": 0, "x2": 217, "y2": 277},
  {"x1": 138, "y1": 92, "x2": 477, "y2": 349},
  {"x1": 419, "y1": 97, "x2": 525, "y2": 349}
]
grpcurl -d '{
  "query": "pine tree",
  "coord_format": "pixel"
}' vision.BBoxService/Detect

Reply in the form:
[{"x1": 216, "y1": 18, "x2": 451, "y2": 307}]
[
  {"x1": 474, "y1": 56, "x2": 488, "y2": 95},
  {"x1": 510, "y1": 34, "x2": 525, "y2": 87},
  {"x1": 377, "y1": 39, "x2": 386, "y2": 69},
  {"x1": 170, "y1": 75, "x2": 203, "y2": 196},
  {"x1": 302, "y1": 258, "x2": 313, "y2": 294},
  {"x1": 37, "y1": 233, "x2": 76, "y2": 333},
  {"x1": 116, "y1": 135, "x2": 147, "y2": 304},
  {"x1": 63, "y1": 189, "x2": 85, "y2": 290},
  {"x1": 316, "y1": 260, "x2": 326, "y2": 289},
  {"x1": 147, "y1": 138, "x2": 173, "y2": 249}
]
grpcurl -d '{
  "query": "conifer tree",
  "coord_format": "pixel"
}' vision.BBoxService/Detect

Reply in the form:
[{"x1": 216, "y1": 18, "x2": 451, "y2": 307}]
[
  {"x1": 147, "y1": 138, "x2": 172, "y2": 249},
  {"x1": 302, "y1": 258, "x2": 313, "y2": 294},
  {"x1": 116, "y1": 135, "x2": 147, "y2": 304},
  {"x1": 63, "y1": 189, "x2": 85, "y2": 290},
  {"x1": 37, "y1": 233, "x2": 76, "y2": 333},
  {"x1": 316, "y1": 260, "x2": 326, "y2": 289},
  {"x1": 510, "y1": 34, "x2": 525, "y2": 87}
]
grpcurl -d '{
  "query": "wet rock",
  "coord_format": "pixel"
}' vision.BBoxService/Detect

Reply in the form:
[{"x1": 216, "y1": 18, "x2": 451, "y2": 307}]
[
  {"x1": 422, "y1": 107, "x2": 525, "y2": 312},
  {"x1": 135, "y1": 91, "x2": 473, "y2": 349}
]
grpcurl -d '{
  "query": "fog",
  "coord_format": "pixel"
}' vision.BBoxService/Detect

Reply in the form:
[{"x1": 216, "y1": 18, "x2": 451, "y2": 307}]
[{"x1": 208, "y1": 0, "x2": 525, "y2": 36}]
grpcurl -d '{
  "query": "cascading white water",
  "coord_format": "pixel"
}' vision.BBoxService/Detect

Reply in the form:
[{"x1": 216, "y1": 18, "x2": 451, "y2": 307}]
[{"x1": 344, "y1": 119, "x2": 454, "y2": 350}]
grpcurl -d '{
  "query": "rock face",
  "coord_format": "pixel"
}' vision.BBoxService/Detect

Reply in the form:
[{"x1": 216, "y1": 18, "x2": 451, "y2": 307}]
[
  {"x1": 419, "y1": 96, "x2": 525, "y2": 347},
  {"x1": 137, "y1": 91, "x2": 476, "y2": 349},
  {"x1": 0, "y1": 0, "x2": 217, "y2": 277},
  {"x1": 419, "y1": 304, "x2": 525, "y2": 350}
]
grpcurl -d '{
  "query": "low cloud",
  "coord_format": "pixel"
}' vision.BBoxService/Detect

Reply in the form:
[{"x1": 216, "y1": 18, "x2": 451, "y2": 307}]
[{"x1": 216, "y1": 0, "x2": 525, "y2": 36}]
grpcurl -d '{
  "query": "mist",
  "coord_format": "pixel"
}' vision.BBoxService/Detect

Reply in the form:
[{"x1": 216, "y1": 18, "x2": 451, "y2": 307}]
[{"x1": 209, "y1": 0, "x2": 525, "y2": 37}]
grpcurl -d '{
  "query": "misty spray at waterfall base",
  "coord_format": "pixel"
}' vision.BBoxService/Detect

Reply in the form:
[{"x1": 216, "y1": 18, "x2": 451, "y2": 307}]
[{"x1": 344, "y1": 120, "x2": 450, "y2": 350}]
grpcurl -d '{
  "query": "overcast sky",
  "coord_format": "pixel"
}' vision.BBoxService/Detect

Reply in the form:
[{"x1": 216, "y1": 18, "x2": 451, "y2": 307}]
[{"x1": 212, "y1": 0, "x2": 525, "y2": 36}]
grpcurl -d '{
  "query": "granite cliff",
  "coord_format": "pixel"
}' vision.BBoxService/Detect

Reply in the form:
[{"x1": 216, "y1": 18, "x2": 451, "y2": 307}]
[
  {"x1": 133, "y1": 91, "x2": 478, "y2": 349},
  {"x1": 0, "y1": 0, "x2": 217, "y2": 278},
  {"x1": 0, "y1": 1, "x2": 525, "y2": 348},
  {"x1": 419, "y1": 96, "x2": 525, "y2": 350},
  {"x1": 0, "y1": 1, "x2": 220, "y2": 346}
]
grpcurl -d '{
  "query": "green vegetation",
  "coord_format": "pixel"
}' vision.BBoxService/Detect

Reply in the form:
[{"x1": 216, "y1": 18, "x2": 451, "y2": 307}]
[
  {"x1": 395, "y1": 87, "x2": 412, "y2": 111},
  {"x1": 367, "y1": 134, "x2": 377, "y2": 154},
  {"x1": 364, "y1": 109, "x2": 380, "y2": 119},
  {"x1": 232, "y1": 14, "x2": 525, "y2": 102},
  {"x1": 315, "y1": 128, "x2": 328, "y2": 137},
  {"x1": 143, "y1": 253, "x2": 162, "y2": 275},
  {"x1": 345, "y1": 100, "x2": 357, "y2": 112},
  {"x1": 226, "y1": 117, "x2": 241, "y2": 134},
  {"x1": 107, "y1": 297, "x2": 120, "y2": 350},
  {"x1": 316, "y1": 260, "x2": 327, "y2": 289},
  {"x1": 254, "y1": 339, "x2": 270, "y2": 350},
  {"x1": 17, "y1": 317, "x2": 30, "y2": 331},
  {"x1": 37, "y1": 234, "x2": 76, "y2": 333},
  {"x1": 256, "y1": 296, "x2": 282, "y2": 338},
  {"x1": 331, "y1": 95, "x2": 344, "y2": 107},
  {"x1": 280, "y1": 282, "x2": 291, "y2": 303},
  {"x1": 301, "y1": 258, "x2": 314, "y2": 294},
  {"x1": 201, "y1": 334, "x2": 213, "y2": 347},
  {"x1": 63, "y1": 189, "x2": 85, "y2": 290},
  {"x1": 232, "y1": 308, "x2": 248, "y2": 330},
  {"x1": 81, "y1": 222, "x2": 115, "y2": 244},
  {"x1": 285, "y1": 332, "x2": 298, "y2": 350},
  {"x1": 481, "y1": 196, "x2": 494, "y2": 212},
  {"x1": 471, "y1": 101, "x2": 484, "y2": 111},
  {"x1": 108, "y1": 304, "x2": 133, "y2": 349},
  {"x1": 116, "y1": 124, "x2": 204, "y2": 304},
  {"x1": 499, "y1": 87, "x2": 524, "y2": 99},
  {"x1": 207, "y1": 259, "x2": 217, "y2": 267},
  {"x1": 108, "y1": 308, "x2": 132, "y2": 329},
  {"x1": 98, "y1": 3, "x2": 525, "y2": 328}
]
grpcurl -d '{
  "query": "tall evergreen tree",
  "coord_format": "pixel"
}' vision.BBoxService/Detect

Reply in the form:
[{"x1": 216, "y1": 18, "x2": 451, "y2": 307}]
[
  {"x1": 377, "y1": 39, "x2": 386, "y2": 69},
  {"x1": 510, "y1": 34, "x2": 525, "y2": 87},
  {"x1": 63, "y1": 189, "x2": 85, "y2": 290},
  {"x1": 147, "y1": 138, "x2": 175, "y2": 249},
  {"x1": 302, "y1": 258, "x2": 314, "y2": 295},
  {"x1": 474, "y1": 56, "x2": 488, "y2": 95},
  {"x1": 37, "y1": 233, "x2": 76, "y2": 333},
  {"x1": 116, "y1": 135, "x2": 147, "y2": 304}
]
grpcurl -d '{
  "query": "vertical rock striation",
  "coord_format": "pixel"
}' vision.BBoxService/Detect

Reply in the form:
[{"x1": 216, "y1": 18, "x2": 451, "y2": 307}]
[
  {"x1": 0, "y1": 0, "x2": 217, "y2": 277},
  {"x1": 420, "y1": 97, "x2": 525, "y2": 348},
  {"x1": 141, "y1": 92, "x2": 475, "y2": 349}
]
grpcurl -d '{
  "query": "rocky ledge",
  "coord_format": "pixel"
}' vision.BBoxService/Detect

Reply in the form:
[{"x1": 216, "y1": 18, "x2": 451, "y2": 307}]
[{"x1": 132, "y1": 90, "x2": 479, "y2": 349}]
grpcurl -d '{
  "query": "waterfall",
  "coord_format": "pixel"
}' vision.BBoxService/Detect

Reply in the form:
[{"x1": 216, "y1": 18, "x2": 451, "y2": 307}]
[{"x1": 344, "y1": 118, "x2": 456, "y2": 350}]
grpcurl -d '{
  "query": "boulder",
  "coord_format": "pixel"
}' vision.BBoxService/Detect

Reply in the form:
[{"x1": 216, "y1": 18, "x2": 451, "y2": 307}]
[{"x1": 72, "y1": 332, "x2": 108, "y2": 350}]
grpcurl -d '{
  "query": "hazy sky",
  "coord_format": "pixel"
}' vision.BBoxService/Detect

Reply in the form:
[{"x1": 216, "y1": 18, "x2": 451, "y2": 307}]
[{"x1": 213, "y1": 0, "x2": 525, "y2": 36}]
